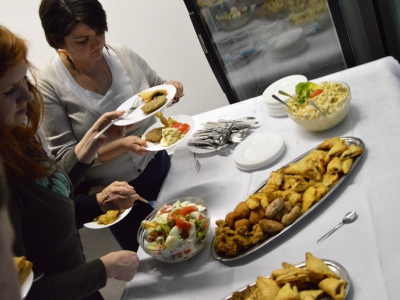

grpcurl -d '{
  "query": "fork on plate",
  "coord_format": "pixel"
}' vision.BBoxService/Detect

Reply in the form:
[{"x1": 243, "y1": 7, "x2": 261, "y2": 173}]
[{"x1": 93, "y1": 96, "x2": 141, "y2": 139}]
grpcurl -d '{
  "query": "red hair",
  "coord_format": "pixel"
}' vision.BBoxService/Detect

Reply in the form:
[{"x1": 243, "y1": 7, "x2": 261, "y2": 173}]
[{"x1": 0, "y1": 25, "x2": 50, "y2": 182}]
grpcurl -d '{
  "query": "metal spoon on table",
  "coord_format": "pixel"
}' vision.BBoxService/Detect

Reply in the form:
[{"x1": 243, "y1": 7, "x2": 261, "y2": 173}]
[{"x1": 317, "y1": 211, "x2": 357, "y2": 244}]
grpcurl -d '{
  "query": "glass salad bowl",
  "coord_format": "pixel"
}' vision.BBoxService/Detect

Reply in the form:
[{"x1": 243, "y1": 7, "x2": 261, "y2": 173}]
[{"x1": 137, "y1": 197, "x2": 210, "y2": 263}]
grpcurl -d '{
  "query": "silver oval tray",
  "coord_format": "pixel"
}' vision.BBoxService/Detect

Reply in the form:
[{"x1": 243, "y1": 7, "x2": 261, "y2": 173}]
[
  {"x1": 212, "y1": 136, "x2": 365, "y2": 261},
  {"x1": 221, "y1": 258, "x2": 351, "y2": 300}
]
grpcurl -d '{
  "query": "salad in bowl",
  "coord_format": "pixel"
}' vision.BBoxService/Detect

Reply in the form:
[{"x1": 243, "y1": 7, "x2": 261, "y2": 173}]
[{"x1": 138, "y1": 197, "x2": 210, "y2": 263}]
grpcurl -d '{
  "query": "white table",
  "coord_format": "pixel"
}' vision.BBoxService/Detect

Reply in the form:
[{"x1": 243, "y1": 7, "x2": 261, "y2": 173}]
[{"x1": 122, "y1": 56, "x2": 400, "y2": 300}]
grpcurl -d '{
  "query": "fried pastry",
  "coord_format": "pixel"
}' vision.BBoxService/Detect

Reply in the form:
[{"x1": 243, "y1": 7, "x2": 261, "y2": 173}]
[
  {"x1": 317, "y1": 136, "x2": 340, "y2": 150},
  {"x1": 305, "y1": 252, "x2": 339, "y2": 281},
  {"x1": 327, "y1": 157, "x2": 343, "y2": 174},
  {"x1": 255, "y1": 276, "x2": 280, "y2": 300},
  {"x1": 275, "y1": 283, "x2": 299, "y2": 300},
  {"x1": 13, "y1": 256, "x2": 33, "y2": 285},
  {"x1": 94, "y1": 210, "x2": 124, "y2": 225},
  {"x1": 299, "y1": 289, "x2": 324, "y2": 300},
  {"x1": 342, "y1": 158, "x2": 353, "y2": 174},
  {"x1": 340, "y1": 144, "x2": 363, "y2": 161},
  {"x1": 139, "y1": 89, "x2": 167, "y2": 103},
  {"x1": 318, "y1": 278, "x2": 347, "y2": 300}
]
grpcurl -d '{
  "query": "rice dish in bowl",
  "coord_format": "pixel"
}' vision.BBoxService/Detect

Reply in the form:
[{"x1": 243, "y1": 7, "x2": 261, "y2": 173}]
[{"x1": 286, "y1": 81, "x2": 351, "y2": 131}]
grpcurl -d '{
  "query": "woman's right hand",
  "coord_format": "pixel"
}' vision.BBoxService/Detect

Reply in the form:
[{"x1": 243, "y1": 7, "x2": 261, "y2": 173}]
[
  {"x1": 96, "y1": 181, "x2": 138, "y2": 212},
  {"x1": 121, "y1": 136, "x2": 149, "y2": 156},
  {"x1": 100, "y1": 251, "x2": 139, "y2": 281}
]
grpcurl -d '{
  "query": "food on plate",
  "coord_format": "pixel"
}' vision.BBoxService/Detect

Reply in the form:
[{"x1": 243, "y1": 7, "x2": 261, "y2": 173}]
[
  {"x1": 214, "y1": 137, "x2": 363, "y2": 257},
  {"x1": 94, "y1": 209, "x2": 125, "y2": 225},
  {"x1": 138, "y1": 89, "x2": 167, "y2": 103},
  {"x1": 318, "y1": 278, "x2": 347, "y2": 300},
  {"x1": 140, "y1": 200, "x2": 207, "y2": 251},
  {"x1": 146, "y1": 112, "x2": 191, "y2": 147},
  {"x1": 140, "y1": 95, "x2": 167, "y2": 114},
  {"x1": 227, "y1": 252, "x2": 347, "y2": 300},
  {"x1": 13, "y1": 256, "x2": 33, "y2": 285},
  {"x1": 287, "y1": 81, "x2": 349, "y2": 119},
  {"x1": 145, "y1": 127, "x2": 164, "y2": 142}
]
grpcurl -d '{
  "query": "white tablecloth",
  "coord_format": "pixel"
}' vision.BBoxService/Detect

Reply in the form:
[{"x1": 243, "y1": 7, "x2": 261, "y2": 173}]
[{"x1": 122, "y1": 56, "x2": 400, "y2": 300}]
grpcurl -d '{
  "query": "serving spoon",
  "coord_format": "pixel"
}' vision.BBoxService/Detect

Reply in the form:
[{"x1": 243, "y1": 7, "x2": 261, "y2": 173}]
[
  {"x1": 310, "y1": 100, "x2": 326, "y2": 116},
  {"x1": 272, "y1": 95, "x2": 291, "y2": 109},
  {"x1": 317, "y1": 211, "x2": 357, "y2": 244}
]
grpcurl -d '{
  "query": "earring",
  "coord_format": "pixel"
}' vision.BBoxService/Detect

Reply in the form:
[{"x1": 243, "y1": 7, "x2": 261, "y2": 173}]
[
  {"x1": 105, "y1": 44, "x2": 111, "y2": 57},
  {"x1": 58, "y1": 49, "x2": 67, "y2": 56}
]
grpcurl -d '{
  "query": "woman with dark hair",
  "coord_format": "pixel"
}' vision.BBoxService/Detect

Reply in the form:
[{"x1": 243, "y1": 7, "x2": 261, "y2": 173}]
[
  {"x1": 0, "y1": 24, "x2": 141, "y2": 300},
  {"x1": 38, "y1": 0, "x2": 184, "y2": 252}
]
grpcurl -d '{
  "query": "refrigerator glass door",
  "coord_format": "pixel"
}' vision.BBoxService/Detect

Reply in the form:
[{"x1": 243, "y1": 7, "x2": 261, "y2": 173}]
[{"x1": 196, "y1": 0, "x2": 346, "y2": 101}]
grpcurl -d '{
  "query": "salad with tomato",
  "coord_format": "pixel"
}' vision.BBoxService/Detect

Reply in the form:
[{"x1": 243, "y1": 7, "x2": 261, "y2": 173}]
[{"x1": 140, "y1": 199, "x2": 209, "y2": 261}]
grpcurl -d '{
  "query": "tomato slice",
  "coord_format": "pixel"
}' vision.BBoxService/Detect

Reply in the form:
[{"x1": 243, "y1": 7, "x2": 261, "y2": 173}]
[
  {"x1": 170, "y1": 208, "x2": 182, "y2": 220},
  {"x1": 175, "y1": 217, "x2": 192, "y2": 230},
  {"x1": 310, "y1": 89, "x2": 323, "y2": 98},
  {"x1": 171, "y1": 123, "x2": 190, "y2": 134},
  {"x1": 180, "y1": 205, "x2": 198, "y2": 216}
]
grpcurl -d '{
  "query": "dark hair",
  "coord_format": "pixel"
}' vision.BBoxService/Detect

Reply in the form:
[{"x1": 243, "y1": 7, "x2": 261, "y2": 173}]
[{"x1": 39, "y1": 0, "x2": 108, "y2": 49}]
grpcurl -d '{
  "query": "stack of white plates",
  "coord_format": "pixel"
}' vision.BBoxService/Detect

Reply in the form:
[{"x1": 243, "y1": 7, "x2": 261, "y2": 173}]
[
  {"x1": 233, "y1": 132, "x2": 285, "y2": 171},
  {"x1": 263, "y1": 75, "x2": 307, "y2": 117}
]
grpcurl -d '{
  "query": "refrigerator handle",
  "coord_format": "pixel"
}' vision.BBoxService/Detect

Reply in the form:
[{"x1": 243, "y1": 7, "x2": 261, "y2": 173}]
[{"x1": 188, "y1": 11, "x2": 239, "y2": 104}]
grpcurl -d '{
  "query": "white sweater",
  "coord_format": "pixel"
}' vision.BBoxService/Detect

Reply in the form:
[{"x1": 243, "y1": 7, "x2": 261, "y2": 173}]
[{"x1": 38, "y1": 43, "x2": 165, "y2": 186}]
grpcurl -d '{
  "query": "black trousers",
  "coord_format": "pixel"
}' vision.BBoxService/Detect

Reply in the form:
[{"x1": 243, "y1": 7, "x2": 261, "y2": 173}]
[{"x1": 108, "y1": 150, "x2": 171, "y2": 251}]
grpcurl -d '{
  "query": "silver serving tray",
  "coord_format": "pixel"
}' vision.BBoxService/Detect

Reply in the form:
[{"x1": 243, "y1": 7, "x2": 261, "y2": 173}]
[
  {"x1": 212, "y1": 136, "x2": 365, "y2": 261},
  {"x1": 221, "y1": 259, "x2": 351, "y2": 300}
]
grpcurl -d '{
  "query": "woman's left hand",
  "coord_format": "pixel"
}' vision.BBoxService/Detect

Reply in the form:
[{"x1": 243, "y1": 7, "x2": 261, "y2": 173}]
[
  {"x1": 164, "y1": 80, "x2": 184, "y2": 102},
  {"x1": 75, "y1": 111, "x2": 128, "y2": 164}
]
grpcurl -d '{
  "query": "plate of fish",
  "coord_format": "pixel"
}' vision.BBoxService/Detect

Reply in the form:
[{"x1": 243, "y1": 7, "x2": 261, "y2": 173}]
[
  {"x1": 143, "y1": 114, "x2": 194, "y2": 151},
  {"x1": 213, "y1": 136, "x2": 365, "y2": 261},
  {"x1": 113, "y1": 84, "x2": 176, "y2": 126}
]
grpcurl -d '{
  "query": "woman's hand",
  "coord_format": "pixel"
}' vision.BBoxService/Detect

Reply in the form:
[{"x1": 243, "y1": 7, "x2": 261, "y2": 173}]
[
  {"x1": 75, "y1": 111, "x2": 128, "y2": 164},
  {"x1": 100, "y1": 251, "x2": 139, "y2": 281},
  {"x1": 96, "y1": 181, "x2": 139, "y2": 212},
  {"x1": 121, "y1": 136, "x2": 148, "y2": 156},
  {"x1": 164, "y1": 80, "x2": 184, "y2": 102}
]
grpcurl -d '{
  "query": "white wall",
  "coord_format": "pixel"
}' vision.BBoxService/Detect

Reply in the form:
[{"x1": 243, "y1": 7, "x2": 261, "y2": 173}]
[{"x1": 0, "y1": 0, "x2": 229, "y2": 116}]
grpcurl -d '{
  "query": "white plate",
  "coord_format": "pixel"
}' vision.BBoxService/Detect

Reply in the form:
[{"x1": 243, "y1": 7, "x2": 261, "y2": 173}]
[
  {"x1": 21, "y1": 270, "x2": 33, "y2": 299},
  {"x1": 114, "y1": 85, "x2": 176, "y2": 126},
  {"x1": 233, "y1": 132, "x2": 284, "y2": 170},
  {"x1": 83, "y1": 207, "x2": 132, "y2": 229},
  {"x1": 263, "y1": 75, "x2": 307, "y2": 107},
  {"x1": 266, "y1": 108, "x2": 288, "y2": 117},
  {"x1": 143, "y1": 115, "x2": 195, "y2": 151},
  {"x1": 187, "y1": 145, "x2": 216, "y2": 154}
]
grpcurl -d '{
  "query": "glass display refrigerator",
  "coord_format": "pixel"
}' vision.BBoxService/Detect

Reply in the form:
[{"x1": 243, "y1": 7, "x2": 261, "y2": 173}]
[{"x1": 184, "y1": 0, "x2": 387, "y2": 103}]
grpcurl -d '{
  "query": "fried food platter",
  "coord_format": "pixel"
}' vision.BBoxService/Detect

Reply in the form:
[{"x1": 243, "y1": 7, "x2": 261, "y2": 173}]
[
  {"x1": 212, "y1": 136, "x2": 365, "y2": 261},
  {"x1": 221, "y1": 258, "x2": 350, "y2": 300}
]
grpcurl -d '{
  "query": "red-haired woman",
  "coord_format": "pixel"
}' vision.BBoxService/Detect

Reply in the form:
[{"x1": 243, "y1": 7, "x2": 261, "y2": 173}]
[{"x1": 0, "y1": 24, "x2": 140, "y2": 300}]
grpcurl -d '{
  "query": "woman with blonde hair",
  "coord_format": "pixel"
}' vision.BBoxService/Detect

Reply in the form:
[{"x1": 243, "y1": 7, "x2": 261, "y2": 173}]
[{"x1": 0, "y1": 24, "x2": 141, "y2": 300}]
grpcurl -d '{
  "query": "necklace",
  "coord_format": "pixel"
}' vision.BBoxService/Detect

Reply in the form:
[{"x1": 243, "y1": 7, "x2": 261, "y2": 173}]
[{"x1": 59, "y1": 51, "x2": 112, "y2": 95}]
